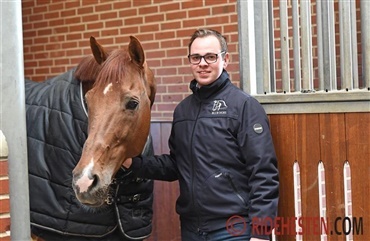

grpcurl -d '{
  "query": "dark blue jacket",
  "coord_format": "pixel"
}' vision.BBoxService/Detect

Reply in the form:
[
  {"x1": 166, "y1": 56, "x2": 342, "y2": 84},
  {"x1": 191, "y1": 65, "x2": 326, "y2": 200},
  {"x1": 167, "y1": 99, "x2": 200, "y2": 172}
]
[
  {"x1": 25, "y1": 69, "x2": 154, "y2": 241},
  {"x1": 131, "y1": 70, "x2": 279, "y2": 239}
]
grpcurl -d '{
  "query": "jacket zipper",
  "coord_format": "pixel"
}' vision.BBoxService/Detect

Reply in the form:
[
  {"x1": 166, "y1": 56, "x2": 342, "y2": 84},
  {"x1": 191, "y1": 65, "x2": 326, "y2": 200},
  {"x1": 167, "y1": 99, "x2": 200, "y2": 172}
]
[
  {"x1": 191, "y1": 100, "x2": 202, "y2": 232},
  {"x1": 225, "y1": 173, "x2": 246, "y2": 205}
]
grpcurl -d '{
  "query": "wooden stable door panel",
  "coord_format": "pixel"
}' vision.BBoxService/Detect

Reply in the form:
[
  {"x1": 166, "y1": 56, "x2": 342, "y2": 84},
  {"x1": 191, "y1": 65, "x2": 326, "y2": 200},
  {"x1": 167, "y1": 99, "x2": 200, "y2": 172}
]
[
  {"x1": 269, "y1": 114, "x2": 296, "y2": 240},
  {"x1": 319, "y1": 113, "x2": 346, "y2": 241},
  {"x1": 150, "y1": 122, "x2": 162, "y2": 155},
  {"x1": 159, "y1": 123, "x2": 172, "y2": 154},
  {"x1": 345, "y1": 113, "x2": 369, "y2": 240},
  {"x1": 150, "y1": 122, "x2": 172, "y2": 155},
  {"x1": 149, "y1": 180, "x2": 181, "y2": 241},
  {"x1": 148, "y1": 122, "x2": 181, "y2": 241},
  {"x1": 295, "y1": 114, "x2": 321, "y2": 241}
]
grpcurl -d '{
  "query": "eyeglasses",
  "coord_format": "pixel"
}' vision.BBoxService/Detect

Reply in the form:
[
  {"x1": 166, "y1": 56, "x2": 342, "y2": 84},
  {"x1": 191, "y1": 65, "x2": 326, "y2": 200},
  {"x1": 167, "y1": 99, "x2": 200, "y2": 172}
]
[{"x1": 188, "y1": 51, "x2": 225, "y2": 65}]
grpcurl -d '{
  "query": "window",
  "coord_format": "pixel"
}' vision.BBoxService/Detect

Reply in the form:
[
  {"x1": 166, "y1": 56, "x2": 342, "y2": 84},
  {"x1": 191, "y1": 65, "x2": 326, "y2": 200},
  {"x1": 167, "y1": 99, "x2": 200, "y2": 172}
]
[{"x1": 237, "y1": 0, "x2": 370, "y2": 114}]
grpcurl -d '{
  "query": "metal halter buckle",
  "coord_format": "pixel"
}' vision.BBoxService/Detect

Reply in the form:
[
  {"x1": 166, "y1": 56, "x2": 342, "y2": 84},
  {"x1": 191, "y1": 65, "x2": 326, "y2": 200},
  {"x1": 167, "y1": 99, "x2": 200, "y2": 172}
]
[
  {"x1": 105, "y1": 194, "x2": 114, "y2": 205},
  {"x1": 131, "y1": 194, "x2": 140, "y2": 202}
]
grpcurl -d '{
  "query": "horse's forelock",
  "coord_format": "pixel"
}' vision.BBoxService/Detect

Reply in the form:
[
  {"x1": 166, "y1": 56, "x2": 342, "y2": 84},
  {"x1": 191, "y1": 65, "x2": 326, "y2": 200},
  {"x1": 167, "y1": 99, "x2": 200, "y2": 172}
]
[
  {"x1": 75, "y1": 55, "x2": 102, "y2": 83},
  {"x1": 94, "y1": 49, "x2": 143, "y2": 88}
]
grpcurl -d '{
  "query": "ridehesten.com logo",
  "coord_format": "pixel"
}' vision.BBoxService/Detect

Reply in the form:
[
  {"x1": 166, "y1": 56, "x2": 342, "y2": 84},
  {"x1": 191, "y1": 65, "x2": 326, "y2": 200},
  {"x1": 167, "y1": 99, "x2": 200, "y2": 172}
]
[{"x1": 226, "y1": 215, "x2": 364, "y2": 237}]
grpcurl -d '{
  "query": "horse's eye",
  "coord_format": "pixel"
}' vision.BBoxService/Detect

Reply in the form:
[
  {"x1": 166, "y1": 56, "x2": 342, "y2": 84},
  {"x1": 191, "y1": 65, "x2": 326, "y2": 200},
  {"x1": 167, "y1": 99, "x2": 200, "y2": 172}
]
[{"x1": 126, "y1": 99, "x2": 139, "y2": 110}]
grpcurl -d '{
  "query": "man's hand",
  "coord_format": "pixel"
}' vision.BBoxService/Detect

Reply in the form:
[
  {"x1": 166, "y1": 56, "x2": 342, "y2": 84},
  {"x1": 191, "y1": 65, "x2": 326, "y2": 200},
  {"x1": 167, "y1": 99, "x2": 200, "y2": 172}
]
[
  {"x1": 122, "y1": 158, "x2": 132, "y2": 169},
  {"x1": 250, "y1": 238, "x2": 269, "y2": 241}
]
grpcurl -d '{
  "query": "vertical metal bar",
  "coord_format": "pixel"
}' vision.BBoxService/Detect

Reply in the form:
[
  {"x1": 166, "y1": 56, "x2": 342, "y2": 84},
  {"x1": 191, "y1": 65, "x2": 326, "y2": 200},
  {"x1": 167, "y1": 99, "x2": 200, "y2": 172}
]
[
  {"x1": 262, "y1": 0, "x2": 271, "y2": 93},
  {"x1": 339, "y1": 1, "x2": 345, "y2": 90},
  {"x1": 350, "y1": 0, "x2": 359, "y2": 89},
  {"x1": 328, "y1": 0, "x2": 337, "y2": 91},
  {"x1": 0, "y1": 1, "x2": 31, "y2": 240},
  {"x1": 268, "y1": 0, "x2": 276, "y2": 93},
  {"x1": 339, "y1": 0, "x2": 353, "y2": 90},
  {"x1": 253, "y1": 0, "x2": 264, "y2": 94},
  {"x1": 321, "y1": 0, "x2": 337, "y2": 91},
  {"x1": 361, "y1": 0, "x2": 370, "y2": 88},
  {"x1": 292, "y1": 0, "x2": 301, "y2": 92},
  {"x1": 300, "y1": 0, "x2": 313, "y2": 91},
  {"x1": 316, "y1": 0, "x2": 324, "y2": 91},
  {"x1": 280, "y1": 0, "x2": 290, "y2": 93},
  {"x1": 237, "y1": 0, "x2": 257, "y2": 95}
]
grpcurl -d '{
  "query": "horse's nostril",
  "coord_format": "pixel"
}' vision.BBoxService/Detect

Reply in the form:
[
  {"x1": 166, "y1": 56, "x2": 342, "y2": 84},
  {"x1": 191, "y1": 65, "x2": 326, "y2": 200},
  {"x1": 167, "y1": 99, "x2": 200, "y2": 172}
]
[
  {"x1": 74, "y1": 172, "x2": 100, "y2": 194},
  {"x1": 91, "y1": 174, "x2": 99, "y2": 188}
]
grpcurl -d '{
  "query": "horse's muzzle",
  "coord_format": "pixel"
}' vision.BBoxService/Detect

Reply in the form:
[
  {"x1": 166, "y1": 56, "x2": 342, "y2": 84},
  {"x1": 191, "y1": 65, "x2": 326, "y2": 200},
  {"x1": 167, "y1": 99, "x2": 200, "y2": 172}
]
[{"x1": 72, "y1": 171, "x2": 109, "y2": 207}]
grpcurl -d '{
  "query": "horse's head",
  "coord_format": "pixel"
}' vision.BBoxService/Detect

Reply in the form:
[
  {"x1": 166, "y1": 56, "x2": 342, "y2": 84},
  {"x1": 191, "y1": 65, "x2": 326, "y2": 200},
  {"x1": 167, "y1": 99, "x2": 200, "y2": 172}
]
[{"x1": 72, "y1": 36, "x2": 156, "y2": 207}]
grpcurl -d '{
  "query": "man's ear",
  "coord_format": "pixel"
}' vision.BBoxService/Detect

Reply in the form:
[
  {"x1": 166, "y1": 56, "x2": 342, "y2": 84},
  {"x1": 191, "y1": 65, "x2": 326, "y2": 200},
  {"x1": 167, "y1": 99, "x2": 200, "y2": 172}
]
[{"x1": 223, "y1": 52, "x2": 230, "y2": 68}]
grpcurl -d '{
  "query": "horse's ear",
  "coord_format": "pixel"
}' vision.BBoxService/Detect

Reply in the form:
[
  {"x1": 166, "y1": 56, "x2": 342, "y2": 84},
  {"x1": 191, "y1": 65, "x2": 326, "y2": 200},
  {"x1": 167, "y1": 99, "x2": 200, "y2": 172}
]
[
  {"x1": 144, "y1": 63, "x2": 157, "y2": 107},
  {"x1": 90, "y1": 36, "x2": 108, "y2": 65},
  {"x1": 128, "y1": 36, "x2": 145, "y2": 67}
]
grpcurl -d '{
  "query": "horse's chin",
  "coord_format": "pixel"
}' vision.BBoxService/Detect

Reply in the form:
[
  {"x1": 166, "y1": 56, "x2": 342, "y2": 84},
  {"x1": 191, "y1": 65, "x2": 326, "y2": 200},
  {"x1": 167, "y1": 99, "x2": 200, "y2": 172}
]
[
  {"x1": 79, "y1": 201, "x2": 112, "y2": 214},
  {"x1": 74, "y1": 185, "x2": 112, "y2": 208},
  {"x1": 79, "y1": 199, "x2": 106, "y2": 208}
]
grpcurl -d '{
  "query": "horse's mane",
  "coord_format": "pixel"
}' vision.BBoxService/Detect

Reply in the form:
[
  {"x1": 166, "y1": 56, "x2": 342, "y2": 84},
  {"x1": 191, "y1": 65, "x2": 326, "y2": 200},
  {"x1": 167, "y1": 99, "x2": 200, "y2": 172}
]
[
  {"x1": 75, "y1": 49, "x2": 143, "y2": 88},
  {"x1": 75, "y1": 55, "x2": 102, "y2": 83}
]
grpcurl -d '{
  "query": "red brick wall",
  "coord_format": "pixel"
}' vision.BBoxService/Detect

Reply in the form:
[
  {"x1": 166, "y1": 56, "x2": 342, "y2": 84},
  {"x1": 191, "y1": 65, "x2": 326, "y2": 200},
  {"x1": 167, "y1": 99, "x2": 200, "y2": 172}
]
[
  {"x1": 0, "y1": 135, "x2": 10, "y2": 241},
  {"x1": 21, "y1": 0, "x2": 239, "y2": 120}
]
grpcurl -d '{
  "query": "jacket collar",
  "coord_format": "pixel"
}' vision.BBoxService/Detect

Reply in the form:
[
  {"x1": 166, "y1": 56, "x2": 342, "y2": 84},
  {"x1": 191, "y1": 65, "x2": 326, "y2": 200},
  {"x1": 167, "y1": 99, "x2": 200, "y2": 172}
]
[{"x1": 190, "y1": 70, "x2": 230, "y2": 100}]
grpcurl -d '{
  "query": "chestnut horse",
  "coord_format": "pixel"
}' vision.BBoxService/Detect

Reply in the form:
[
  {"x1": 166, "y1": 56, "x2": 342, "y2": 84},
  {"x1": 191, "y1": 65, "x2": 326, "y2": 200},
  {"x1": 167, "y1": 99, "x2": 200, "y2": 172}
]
[
  {"x1": 71, "y1": 36, "x2": 156, "y2": 207},
  {"x1": 26, "y1": 36, "x2": 155, "y2": 240}
]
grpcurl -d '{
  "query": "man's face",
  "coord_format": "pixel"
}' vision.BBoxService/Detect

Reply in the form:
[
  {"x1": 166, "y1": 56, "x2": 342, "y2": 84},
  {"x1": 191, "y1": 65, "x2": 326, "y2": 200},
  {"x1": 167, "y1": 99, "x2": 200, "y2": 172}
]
[{"x1": 189, "y1": 35, "x2": 229, "y2": 87}]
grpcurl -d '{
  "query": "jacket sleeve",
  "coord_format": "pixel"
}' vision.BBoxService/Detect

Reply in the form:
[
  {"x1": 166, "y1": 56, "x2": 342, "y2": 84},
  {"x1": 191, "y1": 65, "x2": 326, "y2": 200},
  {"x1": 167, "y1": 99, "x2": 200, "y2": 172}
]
[
  {"x1": 238, "y1": 97, "x2": 279, "y2": 239},
  {"x1": 130, "y1": 154, "x2": 179, "y2": 181},
  {"x1": 130, "y1": 129, "x2": 179, "y2": 181}
]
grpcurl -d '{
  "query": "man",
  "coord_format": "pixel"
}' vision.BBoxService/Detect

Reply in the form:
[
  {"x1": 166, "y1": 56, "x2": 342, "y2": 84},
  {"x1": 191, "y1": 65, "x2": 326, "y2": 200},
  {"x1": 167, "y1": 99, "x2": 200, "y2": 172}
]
[{"x1": 124, "y1": 28, "x2": 279, "y2": 241}]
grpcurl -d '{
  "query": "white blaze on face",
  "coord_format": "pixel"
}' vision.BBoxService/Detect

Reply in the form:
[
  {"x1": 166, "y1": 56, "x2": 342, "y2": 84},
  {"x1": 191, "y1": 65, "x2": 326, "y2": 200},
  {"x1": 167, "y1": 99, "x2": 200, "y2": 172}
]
[
  {"x1": 75, "y1": 158, "x2": 95, "y2": 193},
  {"x1": 103, "y1": 83, "x2": 113, "y2": 95}
]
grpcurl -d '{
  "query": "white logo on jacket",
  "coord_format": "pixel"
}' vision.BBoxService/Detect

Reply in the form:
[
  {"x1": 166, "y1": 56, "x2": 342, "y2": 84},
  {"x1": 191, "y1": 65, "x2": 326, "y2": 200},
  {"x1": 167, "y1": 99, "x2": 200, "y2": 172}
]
[{"x1": 212, "y1": 100, "x2": 227, "y2": 114}]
